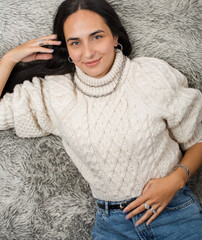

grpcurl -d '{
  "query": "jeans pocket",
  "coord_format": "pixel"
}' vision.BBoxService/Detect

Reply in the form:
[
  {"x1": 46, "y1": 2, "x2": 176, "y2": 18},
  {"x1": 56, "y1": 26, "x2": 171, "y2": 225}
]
[
  {"x1": 165, "y1": 185, "x2": 194, "y2": 212},
  {"x1": 184, "y1": 188, "x2": 202, "y2": 213}
]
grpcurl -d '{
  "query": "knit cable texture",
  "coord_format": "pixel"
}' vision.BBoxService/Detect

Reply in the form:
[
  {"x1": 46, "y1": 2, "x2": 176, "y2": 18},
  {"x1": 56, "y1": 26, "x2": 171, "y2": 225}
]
[{"x1": 0, "y1": 52, "x2": 201, "y2": 201}]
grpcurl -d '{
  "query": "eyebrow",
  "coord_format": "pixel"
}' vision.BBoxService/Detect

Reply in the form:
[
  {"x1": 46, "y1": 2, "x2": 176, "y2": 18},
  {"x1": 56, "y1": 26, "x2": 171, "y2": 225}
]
[{"x1": 66, "y1": 30, "x2": 105, "y2": 43}]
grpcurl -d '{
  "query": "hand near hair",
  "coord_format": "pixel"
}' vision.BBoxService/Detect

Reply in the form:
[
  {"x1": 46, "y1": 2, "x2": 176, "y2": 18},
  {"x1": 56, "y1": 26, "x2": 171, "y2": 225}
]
[
  {"x1": 3, "y1": 34, "x2": 61, "y2": 64},
  {"x1": 123, "y1": 170, "x2": 187, "y2": 226},
  {"x1": 0, "y1": 34, "x2": 62, "y2": 96}
]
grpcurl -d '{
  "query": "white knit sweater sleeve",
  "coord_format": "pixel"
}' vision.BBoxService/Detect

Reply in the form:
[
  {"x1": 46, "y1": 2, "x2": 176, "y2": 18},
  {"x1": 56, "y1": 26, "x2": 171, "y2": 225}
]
[
  {"x1": 135, "y1": 57, "x2": 202, "y2": 151},
  {"x1": 0, "y1": 77, "x2": 58, "y2": 138}
]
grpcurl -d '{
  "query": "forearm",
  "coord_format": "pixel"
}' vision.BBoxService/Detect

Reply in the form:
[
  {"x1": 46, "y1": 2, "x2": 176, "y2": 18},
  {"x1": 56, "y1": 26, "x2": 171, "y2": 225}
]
[
  {"x1": 0, "y1": 54, "x2": 16, "y2": 97},
  {"x1": 170, "y1": 142, "x2": 202, "y2": 189}
]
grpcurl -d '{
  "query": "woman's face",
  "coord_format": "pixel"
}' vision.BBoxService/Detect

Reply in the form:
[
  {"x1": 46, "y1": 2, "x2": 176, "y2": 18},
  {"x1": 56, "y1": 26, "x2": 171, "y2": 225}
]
[{"x1": 63, "y1": 10, "x2": 118, "y2": 78}]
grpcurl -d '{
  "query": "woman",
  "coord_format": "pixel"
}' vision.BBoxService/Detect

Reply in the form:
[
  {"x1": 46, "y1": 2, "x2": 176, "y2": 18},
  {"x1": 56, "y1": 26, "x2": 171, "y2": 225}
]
[{"x1": 0, "y1": 0, "x2": 201, "y2": 239}]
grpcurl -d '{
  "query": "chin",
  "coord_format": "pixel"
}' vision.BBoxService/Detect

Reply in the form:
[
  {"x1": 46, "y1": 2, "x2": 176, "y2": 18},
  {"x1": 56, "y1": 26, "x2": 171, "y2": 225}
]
[{"x1": 84, "y1": 68, "x2": 107, "y2": 78}]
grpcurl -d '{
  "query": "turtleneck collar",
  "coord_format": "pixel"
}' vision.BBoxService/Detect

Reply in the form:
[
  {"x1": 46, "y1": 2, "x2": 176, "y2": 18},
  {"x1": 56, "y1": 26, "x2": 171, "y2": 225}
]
[{"x1": 74, "y1": 51, "x2": 126, "y2": 98}]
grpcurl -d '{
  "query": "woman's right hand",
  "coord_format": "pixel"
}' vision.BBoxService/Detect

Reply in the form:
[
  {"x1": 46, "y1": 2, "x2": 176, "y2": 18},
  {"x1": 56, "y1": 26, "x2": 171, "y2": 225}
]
[{"x1": 4, "y1": 34, "x2": 62, "y2": 65}]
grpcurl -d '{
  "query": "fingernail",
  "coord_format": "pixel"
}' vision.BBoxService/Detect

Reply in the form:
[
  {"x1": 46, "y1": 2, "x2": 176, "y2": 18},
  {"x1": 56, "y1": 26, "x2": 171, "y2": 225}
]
[
  {"x1": 50, "y1": 49, "x2": 54, "y2": 52},
  {"x1": 123, "y1": 209, "x2": 127, "y2": 213},
  {"x1": 58, "y1": 41, "x2": 62, "y2": 43},
  {"x1": 135, "y1": 223, "x2": 139, "y2": 227},
  {"x1": 125, "y1": 216, "x2": 129, "y2": 220}
]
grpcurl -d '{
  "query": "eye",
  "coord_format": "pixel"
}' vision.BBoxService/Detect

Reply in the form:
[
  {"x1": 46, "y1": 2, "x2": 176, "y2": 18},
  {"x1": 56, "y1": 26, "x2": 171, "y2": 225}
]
[
  {"x1": 93, "y1": 35, "x2": 103, "y2": 40},
  {"x1": 70, "y1": 41, "x2": 80, "y2": 46}
]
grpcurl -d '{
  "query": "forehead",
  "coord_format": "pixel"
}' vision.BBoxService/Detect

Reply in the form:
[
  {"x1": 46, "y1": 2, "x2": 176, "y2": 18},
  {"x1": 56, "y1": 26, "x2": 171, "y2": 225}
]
[{"x1": 63, "y1": 10, "x2": 110, "y2": 37}]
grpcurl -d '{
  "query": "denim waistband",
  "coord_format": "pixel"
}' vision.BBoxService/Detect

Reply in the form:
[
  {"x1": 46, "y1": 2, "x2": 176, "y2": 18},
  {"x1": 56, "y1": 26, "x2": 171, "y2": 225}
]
[{"x1": 95, "y1": 185, "x2": 191, "y2": 216}]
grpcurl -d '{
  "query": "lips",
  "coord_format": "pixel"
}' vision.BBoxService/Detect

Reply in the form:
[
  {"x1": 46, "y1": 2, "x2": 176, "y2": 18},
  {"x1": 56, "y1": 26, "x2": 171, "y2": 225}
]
[{"x1": 84, "y1": 58, "x2": 101, "y2": 67}]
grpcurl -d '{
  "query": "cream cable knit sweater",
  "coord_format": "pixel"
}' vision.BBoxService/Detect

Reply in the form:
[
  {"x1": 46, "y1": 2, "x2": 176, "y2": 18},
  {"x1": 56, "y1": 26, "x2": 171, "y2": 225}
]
[{"x1": 0, "y1": 52, "x2": 201, "y2": 201}]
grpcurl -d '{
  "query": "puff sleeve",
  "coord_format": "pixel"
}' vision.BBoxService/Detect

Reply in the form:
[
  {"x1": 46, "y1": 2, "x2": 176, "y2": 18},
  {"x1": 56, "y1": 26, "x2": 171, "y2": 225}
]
[
  {"x1": 136, "y1": 57, "x2": 202, "y2": 151},
  {"x1": 0, "y1": 77, "x2": 59, "y2": 138}
]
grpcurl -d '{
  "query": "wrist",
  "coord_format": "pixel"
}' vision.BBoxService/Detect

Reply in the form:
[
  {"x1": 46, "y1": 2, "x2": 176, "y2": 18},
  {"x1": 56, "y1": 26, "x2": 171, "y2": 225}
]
[
  {"x1": 169, "y1": 167, "x2": 188, "y2": 190},
  {"x1": 2, "y1": 52, "x2": 18, "y2": 67}
]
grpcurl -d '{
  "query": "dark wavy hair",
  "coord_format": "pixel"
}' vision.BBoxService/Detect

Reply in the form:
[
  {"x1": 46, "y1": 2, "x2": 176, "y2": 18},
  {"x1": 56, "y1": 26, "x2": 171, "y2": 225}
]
[{"x1": 2, "y1": 0, "x2": 132, "y2": 97}]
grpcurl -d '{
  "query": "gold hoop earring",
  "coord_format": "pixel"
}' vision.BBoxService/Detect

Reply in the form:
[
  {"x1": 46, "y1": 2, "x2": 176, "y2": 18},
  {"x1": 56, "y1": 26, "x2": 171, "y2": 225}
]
[
  {"x1": 114, "y1": 43, "x2": 123, "y2": 52},
  {"x1": 68, "y1": 56, "x2": 73, "y2": 63}
]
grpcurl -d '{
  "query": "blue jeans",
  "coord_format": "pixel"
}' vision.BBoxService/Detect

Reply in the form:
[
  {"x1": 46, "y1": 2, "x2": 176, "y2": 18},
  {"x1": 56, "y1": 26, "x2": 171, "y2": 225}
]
[{"x1": 91, "y1": 185, "x2": 202, "y2": 239}]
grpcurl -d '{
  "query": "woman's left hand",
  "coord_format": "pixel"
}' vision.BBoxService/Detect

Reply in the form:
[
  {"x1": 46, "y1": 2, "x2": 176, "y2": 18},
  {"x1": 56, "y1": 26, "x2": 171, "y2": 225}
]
[{"x1": 123, "y1": 175, "x2": 183, "y2": 226}]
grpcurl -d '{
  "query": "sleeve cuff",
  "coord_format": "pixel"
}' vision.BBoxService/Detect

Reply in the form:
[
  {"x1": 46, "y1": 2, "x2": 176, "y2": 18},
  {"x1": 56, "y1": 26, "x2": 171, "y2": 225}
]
[{"x1": 180, "y1": 122, "x2": 202, "y2": 151}]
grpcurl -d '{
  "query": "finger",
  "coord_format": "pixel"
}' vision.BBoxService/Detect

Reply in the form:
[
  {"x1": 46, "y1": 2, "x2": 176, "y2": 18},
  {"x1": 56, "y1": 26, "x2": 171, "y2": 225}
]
[
  {"x1": 146, "y1": 206, "x2": 164, "y2": 226},
  {"x1": 35, "y1": 53, "x2": 53, "y2": 60},
  {"x1": 35, "y1": 34, "x2": 61, "y2": 47},
  {"x1": 35, "y1": 39, "x2": 61, "y2": 47},
  {"x1": 125, "y1": 203, "x2": 145, "y2": 219},
  {"x1": 35, "y1": 46, "x2": 55, "y2": 53},
  {"x1": 43, "y1": 40, "x2": 62, "y2": 46},
  {"x1": 123, "y1": 195, "x2": 147, "y2": 213},
  {"x1": 135, "y1": 203, "x2": 160, "y2": 226},
  {"x1": 134, "y1": 209, "x2": 153, "y2": 226},
  {"x1": 38, "y1": 34, "x2": 58, "y2": 40}
]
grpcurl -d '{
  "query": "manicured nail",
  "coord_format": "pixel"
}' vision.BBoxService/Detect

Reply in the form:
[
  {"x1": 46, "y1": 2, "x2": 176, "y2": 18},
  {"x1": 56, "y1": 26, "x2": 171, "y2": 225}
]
[
  {"x1": 125, "y1": 216, "x2": 129, "y2": 220},
  {"x1": 135, "y1": 223, "x2": 139, "y2": 227},
  {"x1": 58, "y1": 41, "x2": 62, "y2": 43},
  {"x1": 50, "y1": 49, "x2": 54, "y2": 52},
  {"x1": 123, "y1": 209, "x2": 127, "y2": 213}
]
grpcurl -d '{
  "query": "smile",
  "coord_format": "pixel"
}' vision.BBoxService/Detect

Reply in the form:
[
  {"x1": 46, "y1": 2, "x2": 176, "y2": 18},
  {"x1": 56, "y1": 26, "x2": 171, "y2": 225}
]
[{"x1": 84, "y1": 58, "x2": 101, "y2": 67}]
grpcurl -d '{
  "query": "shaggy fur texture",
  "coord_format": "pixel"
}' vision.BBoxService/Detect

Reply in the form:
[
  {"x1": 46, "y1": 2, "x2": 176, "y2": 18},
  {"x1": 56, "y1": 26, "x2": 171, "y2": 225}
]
[{"x1": 0, "y1": 0, "x2": 201, "y2": 239}]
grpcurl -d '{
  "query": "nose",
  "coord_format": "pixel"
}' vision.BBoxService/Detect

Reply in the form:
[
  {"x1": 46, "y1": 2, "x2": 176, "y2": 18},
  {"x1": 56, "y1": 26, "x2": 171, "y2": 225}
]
[{"x1": 83, "y1": 43, "x2": 95, "y2": 59}]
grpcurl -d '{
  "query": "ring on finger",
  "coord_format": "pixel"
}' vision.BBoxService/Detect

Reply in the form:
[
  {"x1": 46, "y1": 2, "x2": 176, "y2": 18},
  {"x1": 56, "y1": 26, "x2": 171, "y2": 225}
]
[
  {"x1": 38, "y1": 39, "x2": 43, "y2": 46},
  {"x1": 151, "y1": 207, "x2": 157, "y2": 214},
  {"x1": 144, "y1": 202, "x2": 150, "y2": 210}
]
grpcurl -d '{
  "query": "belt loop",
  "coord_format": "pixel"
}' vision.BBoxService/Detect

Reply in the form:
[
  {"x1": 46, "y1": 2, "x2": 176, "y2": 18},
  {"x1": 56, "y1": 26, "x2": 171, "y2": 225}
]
[{"x1": 105, "y1": 201, "x2": 109, "y2": 216}]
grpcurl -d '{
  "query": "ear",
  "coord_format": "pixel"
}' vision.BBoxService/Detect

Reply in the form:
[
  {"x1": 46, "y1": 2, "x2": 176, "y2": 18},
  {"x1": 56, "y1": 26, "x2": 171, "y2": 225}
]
[{"x1": 113, "y1": 35, "x2": 118, "y2": 47}]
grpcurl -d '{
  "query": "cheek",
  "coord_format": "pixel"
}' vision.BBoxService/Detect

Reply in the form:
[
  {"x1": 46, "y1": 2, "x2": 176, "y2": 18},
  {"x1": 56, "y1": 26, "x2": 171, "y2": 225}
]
[
  {"x1": 68, "y1": 48, "x2": 82, "y2": 62},
  {"x1": 99, "y1": 39, "x2": 116, "y2": 54}
]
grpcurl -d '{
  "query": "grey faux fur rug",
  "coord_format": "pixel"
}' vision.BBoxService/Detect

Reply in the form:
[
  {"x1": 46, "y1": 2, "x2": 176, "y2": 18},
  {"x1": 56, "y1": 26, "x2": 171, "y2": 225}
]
[
  {"x1": 0, "y1": 130, "x2": 96, "y2": 240},
  {"x1": 0, "y1": 0, "x2": 201, "y2": 239}
]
